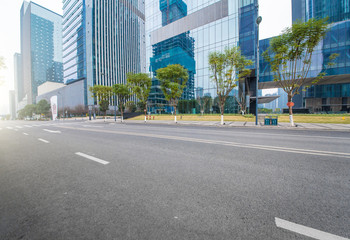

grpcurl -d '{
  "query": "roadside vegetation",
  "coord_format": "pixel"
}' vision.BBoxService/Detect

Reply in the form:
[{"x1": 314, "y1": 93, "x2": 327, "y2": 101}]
[{"x1": 128, "y1": 113, "x2": 350, "y2": 124}]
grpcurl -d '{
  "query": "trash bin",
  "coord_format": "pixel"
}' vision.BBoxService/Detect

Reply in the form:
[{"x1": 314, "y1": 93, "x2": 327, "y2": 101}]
[
  {"x1": 271, "y1": 117, "x2": 278, "y2": 125},
  {"x1": 265, "y1": 116, "x2": 278, "y2": 126}
]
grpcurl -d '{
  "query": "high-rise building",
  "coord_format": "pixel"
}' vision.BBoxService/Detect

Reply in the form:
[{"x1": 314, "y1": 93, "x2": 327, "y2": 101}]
[
  {"x1": 63, "y1": 0, "x2": 146, "y2": 106},
  {"x1": 146, "y1": 0, "x2": 258, "y2": 113},
  {"x1": 20, "y1": 1, "x2": 63, "y2": 104},
  {"x1": 292, "y1": 0, "x2": 350, "y2": 112},
  {"x1": 13, "y1": 53, "x2": 24, "y2": 109},
  {"x1": 9, "y1": 90, "x2": 16, "y2": 120}
]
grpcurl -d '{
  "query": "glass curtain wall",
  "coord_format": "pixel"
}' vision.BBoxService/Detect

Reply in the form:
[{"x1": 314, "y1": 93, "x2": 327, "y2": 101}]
[
  {"x1": 146, "y1": 0, "x2": 257, "y2": 114},
  {"x1": 21, "y1": 2, "x2": 63, "y2": 104}
]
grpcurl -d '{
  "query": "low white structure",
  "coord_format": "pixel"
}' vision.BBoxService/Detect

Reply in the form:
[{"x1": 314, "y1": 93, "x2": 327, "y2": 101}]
[
  {"x1": 36, "y1": 79, "x2": 85, "y2": 111},
  {"x1": 38, "y1": 81, "x2": 65, "y2": 96}
]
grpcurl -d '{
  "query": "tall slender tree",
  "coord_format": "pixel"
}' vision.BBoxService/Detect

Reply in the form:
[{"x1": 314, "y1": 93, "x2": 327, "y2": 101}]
[
  {"x1": 112, "y1": 84, "x2": 131, "y2": 122},
  {"x1": 209, "y1": 46, "x2": 252, "y2": 125},
  {"x1": 89, "y1": 85, "x2": 113, "y2": 118},
  {"x1": 156, "y1": 64, "x2": 189, "y2": 123},
  {"x1": 127, "y1": 73, "x2": 152, "y2": 122},
  {"x1": 263, "y1": 18, "x2": 338, "y2": 126}
]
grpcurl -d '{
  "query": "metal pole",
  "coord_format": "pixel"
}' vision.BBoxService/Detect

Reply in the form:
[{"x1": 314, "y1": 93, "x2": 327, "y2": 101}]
[
  {"x1": 256, "y1": 26, "x2": 259, "y2": 125},
  {"x1": 256, "y1": 13, "x2": 262, "y2": 125},
  {"x1": 114, "y1": 94, "x2": 117, "y2": 122}
]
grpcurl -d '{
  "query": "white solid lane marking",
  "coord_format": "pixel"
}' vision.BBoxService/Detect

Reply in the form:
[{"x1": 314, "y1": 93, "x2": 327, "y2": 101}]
[
  {"x1": 16, "y1": 126, "x2": 23, "y2": 129},
  {"x1": 38, "y1": 138, "x2": 49, "y2": 143},
  {"x1": 43, "y1": 129, "x2": 61, "y2": 133},
  {"x1": 23, "y1": 133, "x2": 29, "y2": 136},
  {"x1": 24, "y1": 125, "x2": 32, "y2": 128},
  {"x1": 57, "y1": 126, "x2": 350, "y2": 159},
  {"x1": 75, "y1": 152, "x2": 109, "y2": 165},
  {"x1": 6, "y1": 127, "x2": 13, "y2": 129},
  {"x1": 275, "y1": 218, "x2": 349, "y2": 240}
]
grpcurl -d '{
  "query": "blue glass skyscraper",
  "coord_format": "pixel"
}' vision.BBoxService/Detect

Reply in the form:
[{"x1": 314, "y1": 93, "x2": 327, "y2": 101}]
[{"x1": 20, "y1": 1, "x2": 63, "y2": 104}]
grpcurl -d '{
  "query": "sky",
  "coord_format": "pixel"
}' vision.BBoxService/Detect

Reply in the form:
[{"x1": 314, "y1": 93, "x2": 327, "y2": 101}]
[{"x1": 0, "y1": 0, "x2": 291, "y2": 114}]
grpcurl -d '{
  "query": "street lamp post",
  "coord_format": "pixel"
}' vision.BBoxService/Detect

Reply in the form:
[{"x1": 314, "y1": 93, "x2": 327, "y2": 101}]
[
  {"x1": 57, "y1": 91, "x2": 64, "y2": 120},
  {"x1": 114, "y1": 93, "x2": 117, "y2": 122},
  {"x1": 256, "y1": 13, "x2": 262, "y2": 126}
]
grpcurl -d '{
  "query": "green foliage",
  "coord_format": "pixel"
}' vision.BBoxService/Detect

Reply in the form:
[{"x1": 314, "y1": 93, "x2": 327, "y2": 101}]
[
  {"x1": 137, "y1": 101, "x2": 146, "y2": 112},
  {"x1": 263, "y1": 18, "x2": 338, "y2": 99},
  {"x1": 258, "y1": 108, "x2": 273, "y2": 114},
  {"x1": 99, "y1": 99, "x2": 109, "y2": 113},
  {"x1": 126, "y1": 101, "x2": 136, "y2": 112},
  {"x1": 127, "y1": 73, "x2": 151, "y2": 113},
  {"x1": 18, "y1": 104, "x2": 36, "y2": 119},
  {"x1": 89, "y1": 85, "x2": 112, "y2": 115},
  {"x1": 208, "y1": 46, "x2": 253, "y2": 115},
  {"x1": 156, "y1": 64, "x2": 189, "y2": 111},
  {"x1": 112, "y1": 84, "x2": 131, "y2": 118},
  {"x1": 89, "y1": 85, "x2": 112, "y2": 103},
  {"x1": 36, "y1": 99, "x2": 50, "y2": 116}
]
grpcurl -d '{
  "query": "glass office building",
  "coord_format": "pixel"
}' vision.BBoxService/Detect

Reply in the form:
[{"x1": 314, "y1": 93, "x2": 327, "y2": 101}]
[
  {"x1": 63, "y1": 0, "x2": 146, "y2": 106},
  {"x1": 146, "y1": 0, "x2": 258, "y2": 113},
  {"x1": 20, "y1": 1, "x2": 63, "y2": 104}
]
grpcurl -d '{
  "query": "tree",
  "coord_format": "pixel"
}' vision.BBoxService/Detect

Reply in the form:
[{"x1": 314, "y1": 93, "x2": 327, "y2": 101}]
[
  {"x1": 112, "y1": 84, "x2": 131, "y2": 122},
  {"x1": 36, "y1": 99, "x2": 50, "y2": 118},
  {"x1": 18, "y1": 104, "x2": 36, "y2": 119},
  {"x1": 263, "y1": 18, "x2": 338, "y2": 126},
  {"x1": 156, "y1": 64, "x2": 189, "y2": 123},
  {"x1": 89, "y1": 85, "x2": 112, "y2": 118},
  {"x1": 126, "y1": 101, "x2": 136, "y2": 113},
  {"x1": 127, "y1": 73, "x2": 152, "y2": 122},
  {"x1": 209, "y1": 46, "x2": 253, "y2": 125}
]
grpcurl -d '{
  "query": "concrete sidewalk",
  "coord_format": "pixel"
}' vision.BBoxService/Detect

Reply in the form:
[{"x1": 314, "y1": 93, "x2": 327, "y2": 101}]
[{"x1": 92, "y1": 118, "x2": 350, "y2": 131}]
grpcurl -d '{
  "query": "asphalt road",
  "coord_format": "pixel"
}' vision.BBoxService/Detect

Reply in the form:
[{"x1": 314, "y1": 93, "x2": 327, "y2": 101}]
[{"x1": 0, "y1": 120, "x2": 349, "y2": 240}]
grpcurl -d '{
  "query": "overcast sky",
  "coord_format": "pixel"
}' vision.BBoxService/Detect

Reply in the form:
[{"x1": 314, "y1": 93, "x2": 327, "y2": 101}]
[{"x1": 0, "y1": 0, "x2": 291, "y2": 114}]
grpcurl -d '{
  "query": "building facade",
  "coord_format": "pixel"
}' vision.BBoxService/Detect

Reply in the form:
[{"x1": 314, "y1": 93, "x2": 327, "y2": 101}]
[
  {"x1": 13, "y1": 53, "x2": 24, "y2": 113},
  {"x1": 62, "y1": 0, "x2": 146, "y2": 106},
  {"x1": 20, "y1": 1, "x2": 63, "y2": 105},
  {"x1": 146, "y1": 0, "x2": 258, "y2": 113}
]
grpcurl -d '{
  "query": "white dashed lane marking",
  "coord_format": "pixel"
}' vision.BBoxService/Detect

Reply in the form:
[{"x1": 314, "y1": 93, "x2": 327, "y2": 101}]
[
  {"x1": 75, "y1": 152, "x2": 109, "y2": 165},
  {"x1": 275, "y1": 218, "x2": 349, "y2": 240},
  {"x1": 38, "y1": 138, "x2": 49, "y2": 143}
]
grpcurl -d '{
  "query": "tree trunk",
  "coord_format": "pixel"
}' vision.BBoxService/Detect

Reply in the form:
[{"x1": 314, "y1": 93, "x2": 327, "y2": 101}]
[
  {"x1": 288, "y1": 94, "x2": 294, "y2": 127},
  {"x1": 174, "y1": 105, "x2": 177, "y2": 123},
  {"x1": 144, "y1": 107, "x2": 147, "y2": 123},
  {"x1": 121, "y1": 105, "x2": 124, "y2": 123},
  {"x1": 220, "y1": 103, "x2": 224, "y2": 125}
]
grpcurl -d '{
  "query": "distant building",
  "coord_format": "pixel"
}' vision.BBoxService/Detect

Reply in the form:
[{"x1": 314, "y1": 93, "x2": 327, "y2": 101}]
[
  {"x1": 62, "y1": 0, "x2": 146, "y2": 106},
  {"x1": 9, "y1": 91, "x2": 16, "y2": 120},
  {"x1": 13, "y1": 53, "x2": 24, "y2": 111},
  {"x1": 20, "y1": 1, "x2": 63, "y2": 105}
]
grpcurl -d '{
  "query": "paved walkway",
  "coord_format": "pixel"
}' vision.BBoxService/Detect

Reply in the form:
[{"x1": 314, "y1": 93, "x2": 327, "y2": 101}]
[{"x1": 91, "y1": 118, "x2": 350, "y2": 131}]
